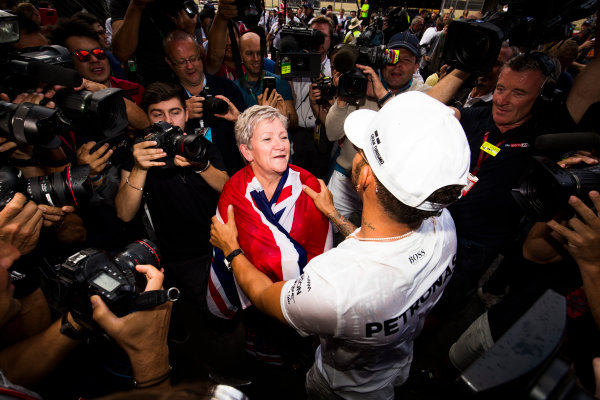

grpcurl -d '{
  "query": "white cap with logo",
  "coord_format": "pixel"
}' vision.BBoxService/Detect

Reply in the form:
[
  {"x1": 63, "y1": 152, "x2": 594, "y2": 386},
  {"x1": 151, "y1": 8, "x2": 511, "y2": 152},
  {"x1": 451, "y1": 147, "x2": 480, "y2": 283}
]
[{"x1": 344, "y1": 92, "x2": 471, "y2": 211}]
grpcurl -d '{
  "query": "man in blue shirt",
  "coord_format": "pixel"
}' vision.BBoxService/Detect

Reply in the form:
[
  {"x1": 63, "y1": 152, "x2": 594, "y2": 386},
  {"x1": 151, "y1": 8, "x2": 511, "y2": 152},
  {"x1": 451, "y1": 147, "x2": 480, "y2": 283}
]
[{"x1": 234, "y1": 31, "x2": 298, "y2": 129}]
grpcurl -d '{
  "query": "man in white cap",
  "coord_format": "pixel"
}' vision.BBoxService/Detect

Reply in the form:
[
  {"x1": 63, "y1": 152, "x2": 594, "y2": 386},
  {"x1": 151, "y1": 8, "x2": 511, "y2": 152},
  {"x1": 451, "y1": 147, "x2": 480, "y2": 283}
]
[{"x1": 209, "y1": 92, "x2": 471, "y2": 399}]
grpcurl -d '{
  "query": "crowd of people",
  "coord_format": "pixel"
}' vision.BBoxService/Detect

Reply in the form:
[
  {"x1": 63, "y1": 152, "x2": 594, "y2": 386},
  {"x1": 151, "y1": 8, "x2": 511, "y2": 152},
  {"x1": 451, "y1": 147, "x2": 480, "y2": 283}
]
[{"x1": 0, "y1": 0, "x2": 599, "y2": 399}]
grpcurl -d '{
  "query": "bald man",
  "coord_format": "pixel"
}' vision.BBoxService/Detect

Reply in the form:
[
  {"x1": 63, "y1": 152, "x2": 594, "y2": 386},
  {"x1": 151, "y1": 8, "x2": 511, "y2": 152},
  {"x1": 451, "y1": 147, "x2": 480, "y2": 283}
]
[{"x1": 234, "y1": 32, "x2": 298, "y2": 128}]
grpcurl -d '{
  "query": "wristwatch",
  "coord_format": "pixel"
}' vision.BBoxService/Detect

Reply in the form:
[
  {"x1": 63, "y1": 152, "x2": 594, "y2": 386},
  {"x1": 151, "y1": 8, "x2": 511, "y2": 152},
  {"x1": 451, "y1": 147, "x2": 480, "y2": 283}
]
[{"x1": 224, "y1": 248, "x2": 244, "y2": 271}]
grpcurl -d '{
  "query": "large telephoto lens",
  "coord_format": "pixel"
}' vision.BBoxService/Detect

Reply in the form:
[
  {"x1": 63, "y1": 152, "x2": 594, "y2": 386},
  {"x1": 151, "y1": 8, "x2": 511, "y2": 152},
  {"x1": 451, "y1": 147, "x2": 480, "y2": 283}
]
[
  {"x1": 512, "y1": 156, "x2": 600, "y2": 221},
  {"x1": 26, "y1": 165, "x2": 93, "y2": 208},
  {"x1": 55, "y1": 88, "x2": 128, "y2": 139},
  {"x1": 0, "y1": 101, "x2": 61, "y2": 148}
]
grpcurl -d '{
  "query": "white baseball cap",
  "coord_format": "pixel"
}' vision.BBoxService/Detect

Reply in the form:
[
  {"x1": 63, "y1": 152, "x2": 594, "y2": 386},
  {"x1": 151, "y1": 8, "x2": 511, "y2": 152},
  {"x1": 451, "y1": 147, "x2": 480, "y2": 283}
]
[{"x1": 344, "y1": 92, "x2": 470, "y2": 211}]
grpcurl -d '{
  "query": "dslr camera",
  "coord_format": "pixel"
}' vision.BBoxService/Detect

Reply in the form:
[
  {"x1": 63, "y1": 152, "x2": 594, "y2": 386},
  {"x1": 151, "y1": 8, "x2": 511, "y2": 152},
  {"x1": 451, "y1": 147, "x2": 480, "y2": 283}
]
[
  {"x1": 314, "y1": 76, "x2": 337, "y2": 105},
  {"x1": 154, "y1": 0, "x2": 199, "y2": 19},
  {"x1": 136, "y1": 121, "x2": 210, "y2": 169},
  {"x1": 334, "y1": 44, "x2": 399, "y2": 100},
  {"x1": 201, "y1": 86, "x2": 229, "y2": 118},
  {"x1": 49, "y1": 239, "x2": 178, "y2": 329},
  {"x1": 0, "y1": 165, "x2": 94, "y2": 211}
]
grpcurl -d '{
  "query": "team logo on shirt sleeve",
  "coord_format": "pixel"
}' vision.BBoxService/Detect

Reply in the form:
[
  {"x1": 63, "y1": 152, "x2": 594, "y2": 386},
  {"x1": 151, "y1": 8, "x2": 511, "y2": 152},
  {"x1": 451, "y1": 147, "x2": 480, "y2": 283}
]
[{"x1": 286, "y1": 274, "x2": 311, "y2": 304}]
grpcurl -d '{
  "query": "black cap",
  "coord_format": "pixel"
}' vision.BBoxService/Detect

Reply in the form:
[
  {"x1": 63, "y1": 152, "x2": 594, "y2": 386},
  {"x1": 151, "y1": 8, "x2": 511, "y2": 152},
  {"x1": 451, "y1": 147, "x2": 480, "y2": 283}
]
[{"x1": 387, "y1": 31, "x2": 420, "y2": 56}]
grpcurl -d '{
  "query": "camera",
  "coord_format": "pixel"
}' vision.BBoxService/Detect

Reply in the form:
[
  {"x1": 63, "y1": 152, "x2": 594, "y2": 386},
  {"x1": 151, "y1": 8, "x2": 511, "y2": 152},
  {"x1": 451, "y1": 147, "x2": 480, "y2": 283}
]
[
  {"x1": 0, "y1": 101, "x2": 62, "y2": 149},
  {"x1": 53, "y1": 88, "x2": 129, "y2": 141},
  {"x1": 314, "y1": 76, "x2": 336, "y2": 105},
  {"x1": 136, "y1": 121, "x2": 210, "y2": 169},
  {"x1": 443, "y1": 0, "x2": 597, "y2": 74},
  {"x1": 1, "y1": 45, "x2": 82, "y2": 99},
  {"x1": 454, "y1": 290, "x2": 595, "y2": 399},
  {"x1": 279, "y1": 27, "x2": 325, "y2": 79},
  {"x1": 201, "y1": 87, "x2": 229, "y2": 117},
  {"x1": 512, "y1": 156, "x2": 600, "y2": 221},
  {"x1": 0, "y1": 165, "x2": 94, "y2": 211},
  {"x1": 154, "y1": 0, "x2": 199, "y2": 19},
  {"x1": 0, "y1": 43, "x2": 129, "y2": 146},
  {"x1": 338, "y1": 68, "x2": 369, "y2": 100},
  {"x1": 333, "y1": 44, "x2": 397, "y2": 100},
  {"x1": 234, "y1": 0, "x2": 264, "y2": 27},
  {"x1": 51, "y1": 239, "x2": 176, "y2": 329}
]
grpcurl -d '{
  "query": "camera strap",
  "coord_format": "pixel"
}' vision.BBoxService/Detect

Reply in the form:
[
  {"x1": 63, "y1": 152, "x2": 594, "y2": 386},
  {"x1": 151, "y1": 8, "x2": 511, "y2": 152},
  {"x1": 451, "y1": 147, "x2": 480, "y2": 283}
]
[{"x1": 134, "y1": 287, "x2": 180, "y2": 310}]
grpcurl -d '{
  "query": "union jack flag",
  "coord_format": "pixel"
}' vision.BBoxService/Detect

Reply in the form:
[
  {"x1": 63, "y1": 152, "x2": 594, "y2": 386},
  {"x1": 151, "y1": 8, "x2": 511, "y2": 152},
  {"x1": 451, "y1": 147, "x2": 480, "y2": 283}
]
[{"x1": 207, "y1": 164, "x2": 333, "y2": 320}]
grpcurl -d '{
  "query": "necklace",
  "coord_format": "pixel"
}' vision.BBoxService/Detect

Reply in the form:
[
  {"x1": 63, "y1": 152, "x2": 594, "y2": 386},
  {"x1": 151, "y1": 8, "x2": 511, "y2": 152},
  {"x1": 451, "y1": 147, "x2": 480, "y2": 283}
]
[{"x1": 349, "y1": 230, "x2": 414, "y2": 242}]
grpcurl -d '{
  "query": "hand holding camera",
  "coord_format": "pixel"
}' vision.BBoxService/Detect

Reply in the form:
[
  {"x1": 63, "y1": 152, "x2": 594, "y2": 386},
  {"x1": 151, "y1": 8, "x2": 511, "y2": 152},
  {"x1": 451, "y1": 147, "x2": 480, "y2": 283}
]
[
  {"x1": 355, "y1": 64, "x2": 388, "y2": 100},
  {"x1": 186, "y1": 96, "x2": 205, "y2": 119},
  {"x1": 133, "y1": 140, "x2": 167, "y2": 170},
  {"x1": 77, "y1": 141, "x2": 113, "y2": 177},
  {"x1": 212, "y1": 95, "x2": 238, "y2": 122},
  {"x1": 0, "y1": 193, "x2": 43, "y2": 255}
]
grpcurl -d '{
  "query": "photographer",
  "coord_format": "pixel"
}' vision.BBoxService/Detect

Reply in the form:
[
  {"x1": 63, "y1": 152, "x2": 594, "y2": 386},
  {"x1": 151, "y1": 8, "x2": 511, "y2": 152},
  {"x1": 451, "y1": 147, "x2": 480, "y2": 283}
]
[
  {"x1": 325, "y1": 32, "x2": 430, "y2": 231},
  {"x1": 115, "y1": 82, "x2": 228, "y2": 309},
  {"x1": 427, "y1": 52, "x2": 600, "y2": 315},
  {"x1": 109, "y1": 0, "x2": 198, "y2": 85},
  {"x1": 234, "y1": 31, "x2": 298, "y2": 128},
  {"x1": 0, "y1": 237, "x2": 172, "y2": 396},
  {"x1": 49, "y1": 17, "x2": 149, "y2": 131},
  {"x1": 163, "y1": 30, "x2": 247, "y2": 176},
  {"x1": 290, "y1": 16, "x2": 334, "y2": 179}
]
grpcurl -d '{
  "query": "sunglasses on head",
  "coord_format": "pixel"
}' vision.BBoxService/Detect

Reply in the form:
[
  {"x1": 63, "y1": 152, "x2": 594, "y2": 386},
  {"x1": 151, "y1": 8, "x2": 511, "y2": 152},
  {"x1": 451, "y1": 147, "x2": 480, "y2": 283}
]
[{"x1": 71, "y1": 48, "x2": 106, "y2": 62}]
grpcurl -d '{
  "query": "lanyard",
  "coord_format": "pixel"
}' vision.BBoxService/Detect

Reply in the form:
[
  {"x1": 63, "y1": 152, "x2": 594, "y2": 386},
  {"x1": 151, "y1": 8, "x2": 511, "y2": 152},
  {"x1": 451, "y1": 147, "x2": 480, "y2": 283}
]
[
  {"x1": 60, "y1": 131, "x2": 77, "y2": 153},
  {"x1": 472, "y1": 131, "x2": 507, "y2": 176}
]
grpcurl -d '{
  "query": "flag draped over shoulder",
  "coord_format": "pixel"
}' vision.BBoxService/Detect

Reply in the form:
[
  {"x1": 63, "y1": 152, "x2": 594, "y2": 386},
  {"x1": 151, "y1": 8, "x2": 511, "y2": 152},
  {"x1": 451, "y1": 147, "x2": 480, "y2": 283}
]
[{"x1": 207, "y1": 164, "x2": 333, "y2": 320}]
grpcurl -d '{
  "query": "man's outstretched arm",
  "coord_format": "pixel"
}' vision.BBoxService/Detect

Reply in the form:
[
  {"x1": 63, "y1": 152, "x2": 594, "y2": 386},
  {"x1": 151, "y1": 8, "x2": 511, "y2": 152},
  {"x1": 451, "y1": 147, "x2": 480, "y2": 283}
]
[{"x1": 210, "y1": 205, "x2": 287, "y2": 324}]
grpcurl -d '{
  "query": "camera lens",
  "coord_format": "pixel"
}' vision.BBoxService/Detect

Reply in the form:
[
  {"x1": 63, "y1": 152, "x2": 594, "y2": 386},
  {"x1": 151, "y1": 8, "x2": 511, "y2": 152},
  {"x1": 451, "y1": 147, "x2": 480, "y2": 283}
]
[
  {"x1": 113, "y1": 239, "x2": 161, "y2": 271},
  {"x1": 0, "y1": 101, "x2": 61, "y2": 148},
  {"x1": 113, "y1": 239, "x2": 161, "y2": 292},
  {"x1": 205, "y1": 97, "x2": 229, "y2": 115},
  {"x1": 171, "y1": 133, "x2": 209, "y2": 163},
  {"x1": 27, "y1": 165, "x2": 94, "y2": 208}
]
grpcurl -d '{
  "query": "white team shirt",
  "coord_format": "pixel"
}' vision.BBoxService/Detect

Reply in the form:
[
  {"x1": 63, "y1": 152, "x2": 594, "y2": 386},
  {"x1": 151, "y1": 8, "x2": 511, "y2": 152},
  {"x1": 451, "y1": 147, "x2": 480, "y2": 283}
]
[{"x1": 281, "y1": 210, "x2": 457, "y2": 399}]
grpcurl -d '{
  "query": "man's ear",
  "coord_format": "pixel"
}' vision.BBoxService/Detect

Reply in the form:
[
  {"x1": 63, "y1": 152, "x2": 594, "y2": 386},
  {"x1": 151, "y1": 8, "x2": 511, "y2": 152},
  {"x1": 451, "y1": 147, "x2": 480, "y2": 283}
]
[
  {"x1": 361, "y1": 164, "x2": 376, "y2": 191},
  {"x1": 239, "y1": 144, "x2": 254, "y2": 163}
]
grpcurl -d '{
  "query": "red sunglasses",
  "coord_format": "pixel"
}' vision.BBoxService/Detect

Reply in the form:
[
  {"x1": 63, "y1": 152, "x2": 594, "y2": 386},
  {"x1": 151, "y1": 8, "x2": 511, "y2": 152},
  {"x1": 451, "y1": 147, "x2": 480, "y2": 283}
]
[{"x1": 71, "y1": 48, "x2": 107, "y2": 62}]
